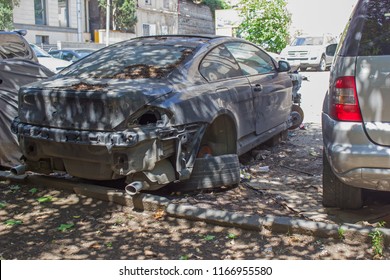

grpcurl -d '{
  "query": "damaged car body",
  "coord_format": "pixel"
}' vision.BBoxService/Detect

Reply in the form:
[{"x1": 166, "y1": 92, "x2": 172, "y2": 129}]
[
  {"x1": 12, "y1": 35, "x2": 293, "y2": 193},
  {"x1": 0, "y1": 30, "x2": 54, "y2": 168}
]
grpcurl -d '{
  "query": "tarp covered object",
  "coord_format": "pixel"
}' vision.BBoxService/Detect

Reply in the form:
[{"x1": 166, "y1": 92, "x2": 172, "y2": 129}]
[{"x1": 0, "y1": 59, "x2": 53, "y2": 168}]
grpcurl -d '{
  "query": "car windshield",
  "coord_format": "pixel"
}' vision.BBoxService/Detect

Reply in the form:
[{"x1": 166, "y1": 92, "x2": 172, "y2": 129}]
[
  {"x1": 30, "y1": 44, "x2": 51, "y2": 57},
  {"x1": 60, "y1": 40, "x2": 195, "y2": 79},
  {"x1": 291, "y1": 37, "x2": 324, "y2": 46}
]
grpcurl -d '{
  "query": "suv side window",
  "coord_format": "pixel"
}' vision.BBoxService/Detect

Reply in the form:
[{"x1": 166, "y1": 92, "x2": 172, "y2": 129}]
[
  {"x1": 225, "y1": 42, "x2": 275, "y2": 76},
  {"x1": 358, "y1": 1, "x2": 390, "y2": 56},
  {"x1": 199, "y1": 44, "x2": 242, "y2": 82},
  {"x1": 0, "y1": 34, "x2": 35, "y2": 60}
]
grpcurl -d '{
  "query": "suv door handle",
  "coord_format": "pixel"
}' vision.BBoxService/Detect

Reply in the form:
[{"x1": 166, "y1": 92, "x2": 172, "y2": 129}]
[{"x1": 254, "y1": 84, "x2": 263, "y2": 92}]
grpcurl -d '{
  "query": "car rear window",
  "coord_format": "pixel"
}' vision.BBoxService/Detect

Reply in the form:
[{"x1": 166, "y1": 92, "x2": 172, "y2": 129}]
[
  {"x1": 358, "y1": 1, "x2": 390, "y2": 56},
  {"x1": 0, "y1": 34, "x2": 34, "y2": 60},
  {"x1": 60, "y1": 40, "x2": 196, "y2": 79}
]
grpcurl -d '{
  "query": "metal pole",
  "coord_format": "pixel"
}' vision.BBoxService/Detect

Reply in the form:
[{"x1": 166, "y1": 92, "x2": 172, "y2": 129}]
[
  {"x1": 106, "y1": 0, "x2": 110, "y2": 46},
  {"x1": 77, "y1": 0, "x2": 82, "y2": 42}
]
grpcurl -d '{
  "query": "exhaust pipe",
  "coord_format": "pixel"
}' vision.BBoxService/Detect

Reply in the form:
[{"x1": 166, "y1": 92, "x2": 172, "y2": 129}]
[
  {"x1": 10, "y1": 164, "x2": 26, "y2": 176},
  {"x1": 125, "y1": 181, "x2": 144, "y2": 196}
]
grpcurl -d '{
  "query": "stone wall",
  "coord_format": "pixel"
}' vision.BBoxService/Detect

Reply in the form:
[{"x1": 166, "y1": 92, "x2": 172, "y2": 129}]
[{"x1": 178, "y1": 0, "x2": 215, "y2": 35}]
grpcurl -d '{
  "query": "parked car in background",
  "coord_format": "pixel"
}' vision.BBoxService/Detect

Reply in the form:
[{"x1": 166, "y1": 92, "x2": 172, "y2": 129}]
[
  {"x1": 280, "y1": 34, "x2": 337, "y2": 71},
  {"x1": 30, "y1": 43, "x2": 72, "y2": 72},
  {"x1": 12, "y1": 35, "x2": 294, "y2": 194},
  {"x1": 322, "y1": 0, "x2": 390, "y2": 209},
  {"x1": 0, "y1": 30, "x2": 53, "y2": 168},
  {"x1": 49, "y1": 48, "x2": 95, "y2": 62}
]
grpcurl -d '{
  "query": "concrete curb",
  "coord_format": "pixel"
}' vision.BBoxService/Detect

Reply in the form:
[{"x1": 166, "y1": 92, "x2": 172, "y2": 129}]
[{"x1": 1, "y1": 171, "x2": 390, "y2": 244}]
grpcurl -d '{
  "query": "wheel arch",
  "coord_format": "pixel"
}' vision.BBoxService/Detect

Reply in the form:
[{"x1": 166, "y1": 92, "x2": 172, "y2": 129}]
[{"x1": 199, "y1": 110, "x2": 238, "y2": 156}]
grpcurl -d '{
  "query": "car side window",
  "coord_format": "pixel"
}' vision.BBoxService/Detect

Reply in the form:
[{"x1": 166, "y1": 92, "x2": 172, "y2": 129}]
[
  {"x1": 225, "y1": 42, "x2": 275, "y2": 76},
  {"x1": 199, "y1": 44, "x2": 242, "y2": 82},
  {"x1": 358, "y1": 1, "x2": 390, "y2": 56},
  {"x1": 62, "y1": 51, "x2": 76, "y2": 61},
  {"x1": 50, "y1": 51, "x2": 60, "y2": 58}
]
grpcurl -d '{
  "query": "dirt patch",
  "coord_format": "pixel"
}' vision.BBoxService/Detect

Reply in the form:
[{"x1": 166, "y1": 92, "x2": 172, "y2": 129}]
[
  {"x1": 167, "y1": 123, "x2": 390, "y2": 228},
  {"x1": 0, "y1": 123, "x2": 389, "y2": 260}
]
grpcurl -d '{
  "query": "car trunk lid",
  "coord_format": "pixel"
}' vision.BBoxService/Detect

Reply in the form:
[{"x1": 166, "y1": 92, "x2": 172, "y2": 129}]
[{"x1": 18, "y1": 77, "x2": 172, "y2": 131}]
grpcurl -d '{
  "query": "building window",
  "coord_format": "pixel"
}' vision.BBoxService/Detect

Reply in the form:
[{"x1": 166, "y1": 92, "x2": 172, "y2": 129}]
[
  {"x1": 143, "y1": 24, "x2": 156, "y2": 36},
  {"x1": 145, "y1": 0, "x2": 151, "y2": 5},
  {"x1": 163, "y1": 0, "x2": 169, "y2": 9},
  {"x1": 161, "y1": 25, "x2": 168, "y2": 35},
  {"x1": 36, "y1": 35, "x2": 50, "y2": 45},
  {"x1": 58, "y1": 0, "x2": 69, "y2": 27},
  {"x1": 34, "y1": 0, "x2": 47, "y2": 25},
  {"x1": 143, "y1": 24, "x2": 150, "y2": 36}
]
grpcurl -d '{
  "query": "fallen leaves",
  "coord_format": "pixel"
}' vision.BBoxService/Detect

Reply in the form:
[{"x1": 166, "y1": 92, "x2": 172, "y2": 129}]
[{"x1": 154, "y1": 208, "x2": 165, "y2": 220}]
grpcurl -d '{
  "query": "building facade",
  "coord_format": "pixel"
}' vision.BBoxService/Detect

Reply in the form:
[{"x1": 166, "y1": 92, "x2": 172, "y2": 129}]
[
  {"x1": 12, "y1": 0, "x2": 214, "y2": 46},
  {"x1": 13, "y1": 0, "x2": 90, "y2": 44}
]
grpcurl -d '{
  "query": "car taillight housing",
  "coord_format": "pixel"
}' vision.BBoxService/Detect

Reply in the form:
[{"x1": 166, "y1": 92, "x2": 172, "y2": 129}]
[{"x1": 330, "y1": 76, "x2": 363, "y2": 122}]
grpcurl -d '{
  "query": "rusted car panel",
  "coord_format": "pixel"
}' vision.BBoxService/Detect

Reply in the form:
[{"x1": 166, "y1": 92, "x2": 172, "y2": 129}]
[{"x1": 12, "y1": 35, "x2": 293, "y2": 191}]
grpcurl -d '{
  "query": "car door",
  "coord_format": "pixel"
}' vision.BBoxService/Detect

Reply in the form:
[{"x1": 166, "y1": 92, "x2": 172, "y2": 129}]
[
  {"x1": 199, "y1": 44, "x2": 255, "y2": 139},
  {"x1": 225, "y1": 42, "x2": 292, "y2": 135}
]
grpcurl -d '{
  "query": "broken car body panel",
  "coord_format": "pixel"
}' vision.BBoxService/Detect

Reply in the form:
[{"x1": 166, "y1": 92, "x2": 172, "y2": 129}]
[{"x1": 12, "y1": 35, "x2": 293, "y2": 190}]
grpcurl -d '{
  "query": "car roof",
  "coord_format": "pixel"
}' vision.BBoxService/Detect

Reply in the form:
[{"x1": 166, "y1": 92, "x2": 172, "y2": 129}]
[{"x1": 120, "y1": 35, "x2": 243, "y2": 50}]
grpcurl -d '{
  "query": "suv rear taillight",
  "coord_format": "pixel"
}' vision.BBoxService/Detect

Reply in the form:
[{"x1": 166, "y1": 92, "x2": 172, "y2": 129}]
[{"x1": 330, "y1": 76, "x2": 363, "y2": 122}]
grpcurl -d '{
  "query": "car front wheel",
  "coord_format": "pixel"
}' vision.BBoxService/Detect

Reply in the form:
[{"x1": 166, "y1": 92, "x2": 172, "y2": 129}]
[
  {"x1": 322, "y1": 150, "x2": 363, "y2": 209},
  {"x1": 317, "y1": 56, "x2": 326, "y2": 71}
]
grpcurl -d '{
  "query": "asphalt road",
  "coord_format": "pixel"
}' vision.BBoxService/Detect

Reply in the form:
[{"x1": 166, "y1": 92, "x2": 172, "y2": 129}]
[{"x1": 298, "y1": 70, "x2": 329, "y2": 124}]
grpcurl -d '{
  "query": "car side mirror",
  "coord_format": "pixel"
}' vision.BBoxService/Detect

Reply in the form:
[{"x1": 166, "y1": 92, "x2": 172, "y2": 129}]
[
  {"x1": 277, "y1": 60, "x2": 291, "y2": 72},
  {"x1": 326, "y1": 44, "x2": 337, "y2": 56}
]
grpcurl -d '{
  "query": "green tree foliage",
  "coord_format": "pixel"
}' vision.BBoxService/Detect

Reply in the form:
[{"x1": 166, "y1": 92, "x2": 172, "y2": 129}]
[
  {"x1": 238, "y1": 0, "x2": 291, "y2": 53},
  {"x1": 202, "y1": 0, "x2": 230, "y2": 13},
  {"x1": 98, "y1": 0, "x2": 137, "y2": 32},
  {"x1": 0, "y1": 0, "x2": 19, "y2": 30}
]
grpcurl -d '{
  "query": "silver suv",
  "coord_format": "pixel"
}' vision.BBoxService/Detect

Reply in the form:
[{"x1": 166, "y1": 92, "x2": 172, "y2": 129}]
[
  {"x1": 280, "y1": 34, "x2": 337, "y2": 71},
  {"x1": 322, "y1": 0, "x2": 390, "y2": 209}
]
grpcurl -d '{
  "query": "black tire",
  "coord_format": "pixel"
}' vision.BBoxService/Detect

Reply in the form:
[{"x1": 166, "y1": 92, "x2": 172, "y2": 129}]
[
  {"x1": 300, "y1": 66, "x2": 307, "y2": 71},
  {"x1": 171, "y1": 154, "x2": 240, "y2": 192},
  {"x1": 317, "y1": 56, "x2": 326, "y2": 71},
  {"x1": 322, "y1": 150, "x2": 363, "y2": 209}
]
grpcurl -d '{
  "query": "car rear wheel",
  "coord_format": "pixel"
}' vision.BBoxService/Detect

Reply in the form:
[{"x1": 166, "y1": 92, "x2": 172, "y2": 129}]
[{"x1": 322, "y1": 150, "x2": 363, "y2": 209}]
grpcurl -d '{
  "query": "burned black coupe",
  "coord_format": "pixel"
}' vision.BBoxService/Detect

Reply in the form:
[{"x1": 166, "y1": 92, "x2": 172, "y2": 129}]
[{"x1": 12, "y1": 35, "x2": 293, "y2": 193}]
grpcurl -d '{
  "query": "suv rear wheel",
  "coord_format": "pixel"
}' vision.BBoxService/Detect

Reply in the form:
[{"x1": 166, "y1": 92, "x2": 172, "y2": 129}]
[{"x1": 322, "y1": 150, "x2": 363, "y2": 209}]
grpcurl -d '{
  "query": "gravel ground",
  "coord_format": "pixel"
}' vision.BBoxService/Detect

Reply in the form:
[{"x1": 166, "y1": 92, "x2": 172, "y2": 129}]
[{"x1": 0, "y1": 123, "x2": 389, "y2": 260}]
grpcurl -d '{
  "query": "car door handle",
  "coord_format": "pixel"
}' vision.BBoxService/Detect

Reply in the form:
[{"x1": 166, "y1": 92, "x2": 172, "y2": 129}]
[{"x1": 254, "y1": 84, "x2": 263, "y2": 92}]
